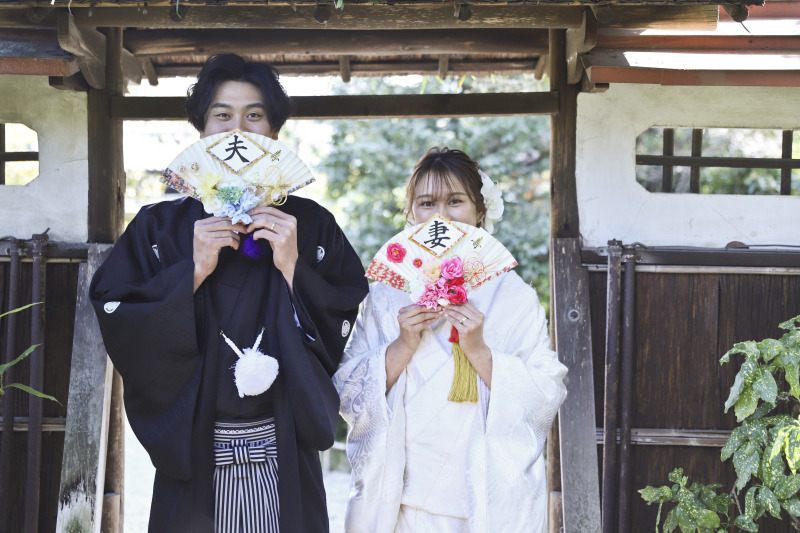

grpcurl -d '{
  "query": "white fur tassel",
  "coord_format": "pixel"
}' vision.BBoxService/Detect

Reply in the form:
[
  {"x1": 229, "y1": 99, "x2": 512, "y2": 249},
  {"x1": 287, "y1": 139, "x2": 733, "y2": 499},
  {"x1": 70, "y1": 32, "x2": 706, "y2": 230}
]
[{"x1": 221, "y1": 328, "x2": 279, "y2": 398}]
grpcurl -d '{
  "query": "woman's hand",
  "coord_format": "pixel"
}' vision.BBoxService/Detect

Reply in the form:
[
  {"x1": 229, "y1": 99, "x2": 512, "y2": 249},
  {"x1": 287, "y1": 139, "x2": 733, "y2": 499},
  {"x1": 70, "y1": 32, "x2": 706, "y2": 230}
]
[
  {"x1": 247, "y1": 207, "x2": 299, "y2": 292},
  {"x1": 193, "y1": 217, "x2": 247, "y2": 292},
  {"x1": 385, "y1": 304, "x2": 441, "y2": 390},
  {"x1": 443, "y1": 302, "x2": 493, "y2": 386}
]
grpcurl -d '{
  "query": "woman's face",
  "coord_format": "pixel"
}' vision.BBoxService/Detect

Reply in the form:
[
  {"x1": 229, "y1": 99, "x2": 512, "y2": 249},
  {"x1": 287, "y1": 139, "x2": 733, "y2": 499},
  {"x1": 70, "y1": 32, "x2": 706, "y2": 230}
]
[
  {"x1": 201, "y1": 80, "x2": 276, "y2": 139},
  {"x1": 411, "y1": 174, "x2": 480, "y2": 227}
]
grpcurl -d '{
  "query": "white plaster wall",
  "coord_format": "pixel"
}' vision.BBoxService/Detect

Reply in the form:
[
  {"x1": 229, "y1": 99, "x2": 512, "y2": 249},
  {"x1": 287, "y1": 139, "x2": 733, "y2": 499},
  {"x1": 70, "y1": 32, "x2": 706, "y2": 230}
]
[
  {"x1": 0, "y1": 75, "x2": 88, "y2": 242},
  {"x1": 576, "y1": 84, "x2": 800, "y2": 248}
]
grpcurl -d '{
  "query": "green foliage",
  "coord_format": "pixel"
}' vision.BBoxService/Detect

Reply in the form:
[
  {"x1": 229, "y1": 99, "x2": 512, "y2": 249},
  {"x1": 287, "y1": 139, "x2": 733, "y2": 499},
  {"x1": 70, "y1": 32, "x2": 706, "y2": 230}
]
[
  {"x1": 310, "y1": 75, "x2": 553, "y2": 307},
  {"x1": 641, "y1": 315, "x2": 800, "y2": 531},
  {"x1": 0, "y1": 303, "x2": 61, "y2": 405},
  {"x1": 639, "y1": 468, "x2": 731, "y2": 532}
]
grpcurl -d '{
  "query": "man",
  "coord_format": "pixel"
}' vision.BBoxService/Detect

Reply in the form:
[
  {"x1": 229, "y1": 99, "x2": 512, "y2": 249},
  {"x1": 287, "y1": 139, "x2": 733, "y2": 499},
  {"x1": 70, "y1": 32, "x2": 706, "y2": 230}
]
[{"x1": 90, "y1": 54, "x2": 368, "y2": 533}]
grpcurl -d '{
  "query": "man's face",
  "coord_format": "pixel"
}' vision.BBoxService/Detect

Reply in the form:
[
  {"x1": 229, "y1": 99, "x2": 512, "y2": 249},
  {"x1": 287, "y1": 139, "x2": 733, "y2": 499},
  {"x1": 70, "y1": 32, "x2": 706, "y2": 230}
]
[{"x1": 201, "y1": 80, "x2": 277, "y2": 139}]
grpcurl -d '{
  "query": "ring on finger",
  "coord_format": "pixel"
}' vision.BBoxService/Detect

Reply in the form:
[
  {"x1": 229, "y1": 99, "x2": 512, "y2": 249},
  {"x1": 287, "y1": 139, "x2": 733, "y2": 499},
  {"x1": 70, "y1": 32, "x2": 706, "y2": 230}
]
[
  {"x1": 270, "y1": 222, "x2": 276, "y2": 231},
  {"x1": 459, "y1": 317, "x2": 467, "y2": 324}
]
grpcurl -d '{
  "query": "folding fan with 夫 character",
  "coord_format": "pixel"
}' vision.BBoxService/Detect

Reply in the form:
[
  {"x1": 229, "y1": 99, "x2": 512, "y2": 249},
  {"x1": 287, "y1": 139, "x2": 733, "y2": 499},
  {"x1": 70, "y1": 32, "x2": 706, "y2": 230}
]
[
  {"x1": 161, "y1": 129, "x2": 315, "y2": 224},
  {"x1": 366, "y1": 213, "x2": 517, "y2": 402}
]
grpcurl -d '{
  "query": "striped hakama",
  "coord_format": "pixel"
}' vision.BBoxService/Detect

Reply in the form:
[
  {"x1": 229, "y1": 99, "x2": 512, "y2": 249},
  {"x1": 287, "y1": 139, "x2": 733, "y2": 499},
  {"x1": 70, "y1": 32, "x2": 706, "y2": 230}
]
[{"x1": 213, "y1": 418, "x2": 279, "y2": 533}]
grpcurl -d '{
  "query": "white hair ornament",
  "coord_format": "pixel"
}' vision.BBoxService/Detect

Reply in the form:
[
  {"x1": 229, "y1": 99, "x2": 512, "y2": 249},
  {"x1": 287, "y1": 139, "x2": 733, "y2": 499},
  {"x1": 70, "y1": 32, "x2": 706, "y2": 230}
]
[
  {"x1": 220, "y1": 328, "x2": 279, "y2": 398},
  {"x1": 479, "y1": 170, "x2": 504, "y2": 234}
]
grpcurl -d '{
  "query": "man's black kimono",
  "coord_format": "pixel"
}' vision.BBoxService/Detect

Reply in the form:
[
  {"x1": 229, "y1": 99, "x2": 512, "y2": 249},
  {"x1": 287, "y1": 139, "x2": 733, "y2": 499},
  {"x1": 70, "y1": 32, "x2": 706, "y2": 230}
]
[{"x1": 90, "y1": 196, "x2": 368, "y2": 533}]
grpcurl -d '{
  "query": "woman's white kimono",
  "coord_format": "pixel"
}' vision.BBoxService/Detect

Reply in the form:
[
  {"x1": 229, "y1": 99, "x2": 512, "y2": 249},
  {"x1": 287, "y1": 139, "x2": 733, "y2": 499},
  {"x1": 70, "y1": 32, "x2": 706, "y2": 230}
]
[{"x1": 333, "y1": 272, "x2": 568, "y2": 533}]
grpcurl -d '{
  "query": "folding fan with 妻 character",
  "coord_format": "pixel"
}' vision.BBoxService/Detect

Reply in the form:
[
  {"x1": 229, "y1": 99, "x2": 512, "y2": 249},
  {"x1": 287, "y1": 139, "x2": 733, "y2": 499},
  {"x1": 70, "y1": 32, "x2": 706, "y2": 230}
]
[
  {"x1": 161, "y1": 129, "x2": 315, "y2": 223},
  {"x1": 366, "y1": 213, "x2": 517, "y2": 297}
]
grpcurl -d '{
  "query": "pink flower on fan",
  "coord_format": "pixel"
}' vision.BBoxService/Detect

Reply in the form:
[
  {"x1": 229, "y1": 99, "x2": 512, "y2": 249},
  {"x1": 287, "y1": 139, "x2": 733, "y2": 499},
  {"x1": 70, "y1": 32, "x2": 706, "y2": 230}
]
[
  {"x1": 446, "y1": 285, "x2": 468, "y2": 305},
  {"x1": 386, "y1": 242, "x2": 407, "y2": 263},
  {"x1": 440, "y1": 257, "x2": 463, "y2": 280},
  {"x1": 412, "y1": 258, "x2": 423, "y2": 268}
]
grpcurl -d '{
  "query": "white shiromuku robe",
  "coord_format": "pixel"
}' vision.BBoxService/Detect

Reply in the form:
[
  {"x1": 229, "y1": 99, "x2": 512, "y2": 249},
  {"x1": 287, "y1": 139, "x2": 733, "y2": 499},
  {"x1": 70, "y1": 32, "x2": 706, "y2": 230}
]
[{"x1": 333, "y1": 271, "x2": 568, "y2": 533}]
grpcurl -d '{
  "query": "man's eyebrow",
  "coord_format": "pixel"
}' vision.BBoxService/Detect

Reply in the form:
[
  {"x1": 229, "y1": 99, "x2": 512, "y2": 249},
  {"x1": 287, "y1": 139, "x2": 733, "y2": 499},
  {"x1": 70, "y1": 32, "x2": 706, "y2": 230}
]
[{"x1": 208, "y1": 102, "x2": 266, "y2": 109}]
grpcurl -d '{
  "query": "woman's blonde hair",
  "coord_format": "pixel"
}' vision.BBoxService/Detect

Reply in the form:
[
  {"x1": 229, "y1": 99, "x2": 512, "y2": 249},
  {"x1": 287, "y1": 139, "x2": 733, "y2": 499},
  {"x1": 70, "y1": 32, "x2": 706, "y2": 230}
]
[{"x1": 404, "y1": 147, "x2": 486, "y2": 226}]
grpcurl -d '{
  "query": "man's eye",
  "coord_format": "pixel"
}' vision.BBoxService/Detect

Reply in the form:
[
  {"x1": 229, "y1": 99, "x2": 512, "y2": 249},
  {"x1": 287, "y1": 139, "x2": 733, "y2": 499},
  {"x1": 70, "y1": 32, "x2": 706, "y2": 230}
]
[
  {"x1": 248, "y1": 113, "x2": 263, "y2": 119},
  {"x1": 215, "y1": 113, "x2": 230, "y2": 119}
]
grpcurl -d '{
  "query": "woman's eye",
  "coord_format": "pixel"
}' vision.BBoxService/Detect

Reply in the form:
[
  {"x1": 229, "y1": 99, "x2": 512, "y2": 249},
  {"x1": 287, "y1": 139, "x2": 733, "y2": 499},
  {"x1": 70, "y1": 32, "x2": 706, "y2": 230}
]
[
  {"x1": 449, "y1": 199, "x2": 462, "y2": 205},
  {"x1": 420, "y1": 201, "x2": 433, "y2": 207}
]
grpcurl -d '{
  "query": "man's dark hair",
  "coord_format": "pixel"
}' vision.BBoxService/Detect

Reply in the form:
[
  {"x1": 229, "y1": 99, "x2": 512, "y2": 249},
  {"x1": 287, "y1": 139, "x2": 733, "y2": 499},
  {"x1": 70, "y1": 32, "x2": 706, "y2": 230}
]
[{"x1": 186, "y1": 54, "x2": 294, "y2": 134}]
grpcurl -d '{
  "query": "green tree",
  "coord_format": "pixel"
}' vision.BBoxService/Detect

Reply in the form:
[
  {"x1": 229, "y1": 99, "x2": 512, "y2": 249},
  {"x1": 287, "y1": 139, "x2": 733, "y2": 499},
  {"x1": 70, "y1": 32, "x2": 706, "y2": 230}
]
[{"x1": 310, "y1": 75, "x2": 554, "y2": 307}]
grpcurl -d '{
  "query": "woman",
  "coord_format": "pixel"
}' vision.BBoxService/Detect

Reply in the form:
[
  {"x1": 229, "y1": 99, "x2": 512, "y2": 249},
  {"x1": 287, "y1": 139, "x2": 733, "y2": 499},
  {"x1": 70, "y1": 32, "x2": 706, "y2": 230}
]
[{"x1": 333, "y1": 147, "x2": 568, "y2": 533}]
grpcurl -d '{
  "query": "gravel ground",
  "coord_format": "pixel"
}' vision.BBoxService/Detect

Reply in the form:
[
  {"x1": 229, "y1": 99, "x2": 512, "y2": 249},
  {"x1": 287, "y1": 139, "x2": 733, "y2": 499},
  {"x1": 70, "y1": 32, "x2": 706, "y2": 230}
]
[{"x1": 124, "y1": 417, "x2": 350, "y2": 532}]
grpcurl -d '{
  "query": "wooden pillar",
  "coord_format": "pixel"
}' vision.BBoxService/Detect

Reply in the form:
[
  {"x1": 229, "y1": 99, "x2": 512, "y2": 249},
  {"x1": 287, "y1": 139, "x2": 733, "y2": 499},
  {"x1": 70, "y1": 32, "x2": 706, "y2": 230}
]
[
  {"x1": 88, "y1": 28, "x2": 125, "y2": 244},
  {"x1": 88, "y1": 27, "x2": 126, "y2": 532},
  {"x1": 549, "y1": 29, "x2": 579, "y2": 241},
  {"x1": 548, "y1": 27, "x2": 580, "y2": 533}
]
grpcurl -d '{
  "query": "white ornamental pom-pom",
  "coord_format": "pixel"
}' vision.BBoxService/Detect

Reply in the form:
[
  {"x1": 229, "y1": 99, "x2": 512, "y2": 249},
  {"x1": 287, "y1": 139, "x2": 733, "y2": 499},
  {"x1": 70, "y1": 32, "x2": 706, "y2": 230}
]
[{"x1": 234, "y1": 348, "x2": 279, "y2": 398}]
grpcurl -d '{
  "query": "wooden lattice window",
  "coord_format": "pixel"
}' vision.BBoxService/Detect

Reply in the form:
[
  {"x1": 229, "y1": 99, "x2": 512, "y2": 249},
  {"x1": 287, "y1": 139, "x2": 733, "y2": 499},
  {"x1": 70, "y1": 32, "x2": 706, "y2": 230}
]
[
  {"x1": 0, "y1": 123, "x2": 39, "y2": 186},
  {"x1": 635, "y1": 127, "x2": 799, "y2": 195}
]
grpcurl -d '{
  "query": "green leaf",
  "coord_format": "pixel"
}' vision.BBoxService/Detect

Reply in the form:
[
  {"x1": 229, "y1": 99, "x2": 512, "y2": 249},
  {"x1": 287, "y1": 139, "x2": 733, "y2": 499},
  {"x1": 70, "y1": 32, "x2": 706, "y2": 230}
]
[
  {"x1": 675, "y1": 505, "x2": 695, "y2": 532},
  {"x1": 752, "y1": 368, "x2": 778, "y2": 405},
  {"x1": 6, "y1": 383, "x2": 60, "y2": 404},
  {"x1": 733, "y1": 515, "x2": 759, "y2": 532},
  {"x1": 757, "y1": 485, "x2": 782, "y2": 519},
  {"x1": 733, "y1": 443, "x2": 761, "y2": 490},
  {"x1": 712, "y1": 493, "x2": 734, "y2": 515},
  {"x1": 758, "y1": 338, "x2": 783, "y2": 362},
  {"x1": 734, "y1": 385, "x2": 760, "y2": 422},
  {"x1": 744, "y1": 486, "x2": 758, "y2": 519},
  {"x1": 774, "y1": 475, "x2": 800, "y2": 500},
  {"x1": 786, "y1": 428, "x2": 800, "y2": 474},
  {"x1": 668, "y1": 468, "x2": 686, "y2": 485},
  {"x1": 782, "y1": 496, "x2": 800, "y2": 516},
  {"x1": 725, "y1": 359, "x2": 758, "y2": 412},
  {"x1": 778, "y1": 315, "x2": 800, "y2": 331},
  {"x1": 762, "y1": 451, "x2": 786, "y2": 488},
  {"x1": 640, "y1": 485, "x2": 674, "y2": 504},
  {"x1": 694, "y1": 508, "x2": 721, "y2": 529},
  {"x1": 664, "y1": 508, "x2": 678, "y2": 532},
  {"x1": 0, "y1": 344, "x2": 41, "y2": 377},
  {"x1": 0, "y1": 301, "x2": 40, "y2": 319},
  {"x1": 784, "y1": 362, "x2": 800, "y2": 401}
]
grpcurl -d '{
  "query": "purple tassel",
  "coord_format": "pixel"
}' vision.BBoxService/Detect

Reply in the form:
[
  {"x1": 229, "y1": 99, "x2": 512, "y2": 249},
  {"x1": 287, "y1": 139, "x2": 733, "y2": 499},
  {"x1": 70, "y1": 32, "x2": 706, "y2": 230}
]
[{"x1": 241, "y1": 234, "x2": 266, "y2": 259}]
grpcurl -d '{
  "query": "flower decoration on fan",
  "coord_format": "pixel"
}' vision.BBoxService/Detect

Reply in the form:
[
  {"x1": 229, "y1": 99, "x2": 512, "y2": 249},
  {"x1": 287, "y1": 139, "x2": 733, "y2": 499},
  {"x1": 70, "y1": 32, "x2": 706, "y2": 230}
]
[
  {"x1": 161, "y1": 129, "x2": 316, "y2": 225},
  {"x1": 365, "y1": 214, "x2": 518, "y2": 404}
]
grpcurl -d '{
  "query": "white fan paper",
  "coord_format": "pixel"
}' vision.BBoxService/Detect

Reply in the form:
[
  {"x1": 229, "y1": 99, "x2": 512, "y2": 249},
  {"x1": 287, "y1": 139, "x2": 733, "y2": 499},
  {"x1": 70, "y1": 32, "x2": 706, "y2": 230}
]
[
  {"x1": 366, "y1": 213, "x2": 517, "y2": 296},
  {"x1": 161, "y1": 129, "x2": 315, "y2": 221}
]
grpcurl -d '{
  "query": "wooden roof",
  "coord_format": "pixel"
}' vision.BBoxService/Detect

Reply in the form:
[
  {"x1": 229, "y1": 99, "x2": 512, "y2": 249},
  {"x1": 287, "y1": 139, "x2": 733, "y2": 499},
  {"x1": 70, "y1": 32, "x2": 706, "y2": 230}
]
[{"x1": 1, "y1": 0, "x2": 798, "y2": 90}]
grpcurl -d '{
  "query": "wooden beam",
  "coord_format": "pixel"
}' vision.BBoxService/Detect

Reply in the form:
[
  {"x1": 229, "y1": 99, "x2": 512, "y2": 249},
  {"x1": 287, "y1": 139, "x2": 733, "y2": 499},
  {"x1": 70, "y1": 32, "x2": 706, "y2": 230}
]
[
  {"x1": 154, "y1": 58, "x2": 540, "y2": 78},
  {"x1": 596, "y1": 34, "x2": 800, "y2": 53},
  {"x1": 586, "y1": 65, "x2": 800, "y2": 87},
  {"x1": 123, "y1": 28, "x2": 549, "y2": 57},
  {"x1": 111, "y1": 92, "x2": 560, "y2": 120},
  {"x1": 0, "y1": 56, "x2": 78, "y2": 76},
  {"x1": 72, "y1": 5, "x2": 586, "y2": 30},
  {"x1": 57, "y1": 11, "x2": 105, "y2": 88}
]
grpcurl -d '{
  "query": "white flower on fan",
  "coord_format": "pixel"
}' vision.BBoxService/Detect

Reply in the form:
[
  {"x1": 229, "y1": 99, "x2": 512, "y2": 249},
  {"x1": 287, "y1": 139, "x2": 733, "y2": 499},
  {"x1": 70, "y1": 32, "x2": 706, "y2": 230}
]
[
  {"x1": 409, "y1": 278, "x2": 427, "y2": 302},
  {"x1": 479, "y1": 170, "x2": 504, "y2": 234}
]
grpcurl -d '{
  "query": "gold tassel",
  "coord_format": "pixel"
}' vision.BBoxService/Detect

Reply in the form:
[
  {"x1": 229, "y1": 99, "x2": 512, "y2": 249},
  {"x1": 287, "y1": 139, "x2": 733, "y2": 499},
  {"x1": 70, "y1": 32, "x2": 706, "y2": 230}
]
[{"x1": 447, "y1": 341, "x2": 478, "y2": 403}]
